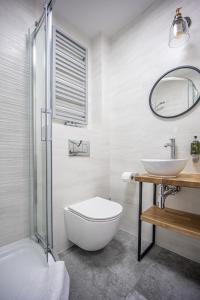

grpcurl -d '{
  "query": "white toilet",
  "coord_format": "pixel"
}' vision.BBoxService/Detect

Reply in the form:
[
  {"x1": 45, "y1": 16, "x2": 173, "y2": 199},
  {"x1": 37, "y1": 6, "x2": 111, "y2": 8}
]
[{"x1": 64, "y1": 197, "x2": 123, "y2": 251}]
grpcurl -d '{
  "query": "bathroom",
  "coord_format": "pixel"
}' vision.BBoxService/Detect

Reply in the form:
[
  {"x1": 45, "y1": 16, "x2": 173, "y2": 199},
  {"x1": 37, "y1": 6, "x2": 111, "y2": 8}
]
[{"x1": 0, "y1": 0, "x2": 200, "y2": 299}]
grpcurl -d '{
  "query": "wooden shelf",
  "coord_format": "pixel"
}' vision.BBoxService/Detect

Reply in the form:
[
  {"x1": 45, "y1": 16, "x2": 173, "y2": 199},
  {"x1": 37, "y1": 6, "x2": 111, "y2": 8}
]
[
  {"x1": 141, "y1": 206, "x2": 200, "y2": 240},
  {"x1": 135, "y1": 173, "x2": 200, "y2": 188}
]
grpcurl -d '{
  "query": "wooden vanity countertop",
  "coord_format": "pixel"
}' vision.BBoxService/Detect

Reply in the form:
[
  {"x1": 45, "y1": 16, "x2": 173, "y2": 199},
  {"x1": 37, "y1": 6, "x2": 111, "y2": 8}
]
[{"x1": 135, "y1": 173, "x2": 200, "y2": 188}]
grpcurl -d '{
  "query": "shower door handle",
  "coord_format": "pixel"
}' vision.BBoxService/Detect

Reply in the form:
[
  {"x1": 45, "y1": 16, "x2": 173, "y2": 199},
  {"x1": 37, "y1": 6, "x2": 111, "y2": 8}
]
[
  {"x1": 41, "y1": 108, "x2": 46, "y2": 142},
  {"x1": 41, "y1": 108, "x2": 52, "y2": 142}
]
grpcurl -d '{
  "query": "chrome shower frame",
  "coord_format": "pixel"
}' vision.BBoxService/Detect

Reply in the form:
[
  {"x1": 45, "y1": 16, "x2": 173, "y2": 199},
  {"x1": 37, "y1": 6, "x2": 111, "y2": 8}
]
[{"x1": 29, "y1": 0, "x2": 55, "y2": 259}]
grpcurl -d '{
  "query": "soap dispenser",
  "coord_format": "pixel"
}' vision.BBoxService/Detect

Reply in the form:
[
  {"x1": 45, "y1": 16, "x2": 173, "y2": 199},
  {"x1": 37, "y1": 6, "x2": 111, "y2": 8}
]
[{"x1": 191, "y1": 136, "x2": 200, "y2": 162}]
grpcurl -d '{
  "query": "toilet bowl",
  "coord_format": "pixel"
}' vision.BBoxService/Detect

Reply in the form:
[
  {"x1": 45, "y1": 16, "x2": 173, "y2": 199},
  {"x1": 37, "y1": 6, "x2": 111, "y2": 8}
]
[{"x1": 64, "y1": 197, "x2": 123, "y2": 251}]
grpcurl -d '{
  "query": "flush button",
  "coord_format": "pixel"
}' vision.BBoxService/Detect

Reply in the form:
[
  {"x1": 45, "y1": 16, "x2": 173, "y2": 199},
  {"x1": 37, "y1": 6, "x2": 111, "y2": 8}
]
[{"x1": 68, "y1": 139, "x2": 90, "y2": 156}]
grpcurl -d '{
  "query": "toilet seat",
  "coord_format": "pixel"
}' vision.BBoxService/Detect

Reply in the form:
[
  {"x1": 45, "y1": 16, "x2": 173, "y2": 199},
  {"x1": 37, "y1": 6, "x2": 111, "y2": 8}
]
[
  {"x1": 67, "y1": 210, "x2": 120, "y2": 222},
  {"x1": 66, "y1": 197, "x2": 122, "y2": 222},
  {"x1": 64, "y1": 196, "x2": 123, "y2": 251}
]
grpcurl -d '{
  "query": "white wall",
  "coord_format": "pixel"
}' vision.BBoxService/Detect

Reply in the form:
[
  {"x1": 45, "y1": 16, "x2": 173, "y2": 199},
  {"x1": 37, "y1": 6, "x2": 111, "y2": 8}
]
[
  {"x1": 52, "y1": 14, "x2": 110, "y2": 252},
  {"x1": 0, "y1": 0, "x2": 39, "y2": 246},
  {"x1": 109, "y1": 0, "x2": 200, "y2": 262},
  {"x1": 52, "y1": 0, "x2": 200, "y2": 262}
]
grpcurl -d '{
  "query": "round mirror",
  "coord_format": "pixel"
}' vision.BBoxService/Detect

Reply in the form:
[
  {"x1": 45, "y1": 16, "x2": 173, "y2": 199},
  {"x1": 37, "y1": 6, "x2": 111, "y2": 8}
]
[{"x1": 149, "y1": 66, "x2": 200, "y2": 118}]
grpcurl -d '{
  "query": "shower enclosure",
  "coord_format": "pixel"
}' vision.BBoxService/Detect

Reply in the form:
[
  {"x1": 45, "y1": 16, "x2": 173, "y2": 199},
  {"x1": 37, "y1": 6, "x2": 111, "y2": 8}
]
[
  {"x1": 0, "y1": 1, "x2": 70, "y2": 298},
  {"x1": 30, "y1": 0, "x2": 54, "y2": 257}
]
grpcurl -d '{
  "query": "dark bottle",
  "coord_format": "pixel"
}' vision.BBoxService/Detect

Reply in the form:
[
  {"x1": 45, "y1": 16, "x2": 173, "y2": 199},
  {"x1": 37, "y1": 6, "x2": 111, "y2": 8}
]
[{"x1": 191, "y1": 136, "x2": 200, "y2": 155}]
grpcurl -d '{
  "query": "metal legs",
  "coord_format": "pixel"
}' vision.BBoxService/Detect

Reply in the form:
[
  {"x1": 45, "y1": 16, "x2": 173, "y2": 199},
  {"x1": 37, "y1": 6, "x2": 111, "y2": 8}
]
[
  {"x1": 137, "y1": 182, "x2": 143, "y2": 261},
  {"x1": 137, "y1": 183, "x2": 157, "y2": 261},
  {"x1": 152, "y1": 183, "x2": 156, "y2": 242}
]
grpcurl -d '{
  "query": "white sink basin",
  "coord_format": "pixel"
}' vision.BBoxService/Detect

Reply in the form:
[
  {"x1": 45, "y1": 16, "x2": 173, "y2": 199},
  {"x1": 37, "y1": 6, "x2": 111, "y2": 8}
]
[{"x1": 141, "y1": 159, "x2": 188, "y2": 177}]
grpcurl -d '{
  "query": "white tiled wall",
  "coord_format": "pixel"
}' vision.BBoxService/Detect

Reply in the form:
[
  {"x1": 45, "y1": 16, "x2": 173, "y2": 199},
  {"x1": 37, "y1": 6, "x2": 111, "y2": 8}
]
[
  {"x1": 52, "y1": 1, "x2": 200, "y2": 262},
  {"x1": 0, "y1": 0, "x2": 38, "y2": 246},
  {"x1": 52, "y1": 15, "x2": 110, "y2": 252},
  {"x1": 52, "y1": 125, "x2": 110, "y2": 252},
  {"x1": 2, "y1": 0, "x2": 198, "y2": 262},
  {"x1": 109, "y1": 0, "x2": 200, "y2": 263}
]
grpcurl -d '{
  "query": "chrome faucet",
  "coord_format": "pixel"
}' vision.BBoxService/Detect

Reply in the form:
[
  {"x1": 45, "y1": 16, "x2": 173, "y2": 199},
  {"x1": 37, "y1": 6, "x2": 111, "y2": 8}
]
[{"x1": 164, "y1": 138, "x2": 176, "y2": 159}]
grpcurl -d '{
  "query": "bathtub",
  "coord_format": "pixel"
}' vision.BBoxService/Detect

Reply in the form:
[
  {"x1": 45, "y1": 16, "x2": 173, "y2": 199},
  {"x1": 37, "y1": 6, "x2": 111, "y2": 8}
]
[{"x1": 0, "y1": 238, "x2": 69, "y2": 300}]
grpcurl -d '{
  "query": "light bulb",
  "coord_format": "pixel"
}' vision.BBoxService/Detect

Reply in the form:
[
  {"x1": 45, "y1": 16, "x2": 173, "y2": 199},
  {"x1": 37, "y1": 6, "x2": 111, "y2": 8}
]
[{"x1": 169, "y1": 8, "x2": 191, "y2": 48}]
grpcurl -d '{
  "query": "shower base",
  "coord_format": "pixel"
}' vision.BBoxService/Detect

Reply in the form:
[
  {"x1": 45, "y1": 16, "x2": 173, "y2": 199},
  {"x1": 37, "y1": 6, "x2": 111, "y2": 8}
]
[{"x1": 0, "y1": 238, "x2": 69, "y2": 300}]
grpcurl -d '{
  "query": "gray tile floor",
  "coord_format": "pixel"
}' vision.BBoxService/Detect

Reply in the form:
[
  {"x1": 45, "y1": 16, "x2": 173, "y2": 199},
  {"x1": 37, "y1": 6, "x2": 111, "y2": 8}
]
[{"x1": 60, "y1": 230, "x2": 200, "y2": 300}]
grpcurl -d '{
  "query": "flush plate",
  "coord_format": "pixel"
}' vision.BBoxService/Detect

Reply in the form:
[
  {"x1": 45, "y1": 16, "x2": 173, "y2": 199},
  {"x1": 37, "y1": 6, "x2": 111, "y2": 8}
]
[{"x1": 68, "y1": 139, "x2": 90, "y2": 156}]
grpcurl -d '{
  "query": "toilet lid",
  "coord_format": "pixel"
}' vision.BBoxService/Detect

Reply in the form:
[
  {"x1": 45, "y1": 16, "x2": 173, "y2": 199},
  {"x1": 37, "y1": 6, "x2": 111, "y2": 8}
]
[{"x1": 68, "y1": 197, "x2": 123, "y2": 221}]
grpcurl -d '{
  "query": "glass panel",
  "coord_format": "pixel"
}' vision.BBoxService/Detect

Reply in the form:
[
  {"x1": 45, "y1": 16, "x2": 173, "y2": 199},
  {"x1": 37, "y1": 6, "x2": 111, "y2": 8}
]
[
  {"x1": 45, "y1": 7, "x2": 53, "y2": 250},
  {"x1": 33, "y1": 19, "x2": 47, "y2": 245},
  {"x1": 30, "y1": 6, "x2": 53, "y2": 256}
]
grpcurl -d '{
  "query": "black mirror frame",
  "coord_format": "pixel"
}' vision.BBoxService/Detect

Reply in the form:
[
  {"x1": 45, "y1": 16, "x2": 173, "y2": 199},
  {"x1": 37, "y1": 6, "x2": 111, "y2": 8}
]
[{"x1": 149, "y1": 65, "x2": 200, "y2": 119}]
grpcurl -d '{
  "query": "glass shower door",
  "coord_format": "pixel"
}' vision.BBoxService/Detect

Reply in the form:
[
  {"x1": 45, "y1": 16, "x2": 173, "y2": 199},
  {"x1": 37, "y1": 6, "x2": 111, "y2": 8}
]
[{"x1": 31, "y1": 4, "x2": 53, "y2": 253}]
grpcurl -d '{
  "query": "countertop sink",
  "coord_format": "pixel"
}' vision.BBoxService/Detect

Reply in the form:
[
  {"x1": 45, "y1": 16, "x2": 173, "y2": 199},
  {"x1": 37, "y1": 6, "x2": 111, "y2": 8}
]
[{"x1": 141, "y1": 159, "x2": 188, "y2": 177}]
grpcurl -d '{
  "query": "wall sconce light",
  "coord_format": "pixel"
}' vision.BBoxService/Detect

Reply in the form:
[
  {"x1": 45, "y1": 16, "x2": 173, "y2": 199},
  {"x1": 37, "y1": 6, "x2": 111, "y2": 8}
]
[{"x1": 169, "y1": 7, "x2": 192, "y2": 48}]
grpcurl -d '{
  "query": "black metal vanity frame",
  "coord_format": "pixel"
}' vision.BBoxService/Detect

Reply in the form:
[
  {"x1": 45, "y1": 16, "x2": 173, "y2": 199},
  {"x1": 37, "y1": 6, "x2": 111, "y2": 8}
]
[
  {"x1": 137, "y1": 182, "x2": 157, "y2": 261},
  {"x1": 137, "y1": 174, "x2": 200, "y2": 261}
]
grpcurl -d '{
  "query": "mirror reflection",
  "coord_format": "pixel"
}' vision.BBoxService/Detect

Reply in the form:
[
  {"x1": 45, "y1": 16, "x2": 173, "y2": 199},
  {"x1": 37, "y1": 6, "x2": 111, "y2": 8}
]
[{"x1": 150, "y1": 67, "x2": 200, "y2": 118}]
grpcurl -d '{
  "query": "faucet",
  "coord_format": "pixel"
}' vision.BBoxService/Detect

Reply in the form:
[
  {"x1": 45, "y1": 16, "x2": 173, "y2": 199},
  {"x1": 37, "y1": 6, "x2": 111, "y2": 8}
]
[
  {"x1": 164, "y1": 138, "x2": 176, "y2": 159},
  {"x1": 159, "y1": 184, "x2": 180, "y2": 209}
]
